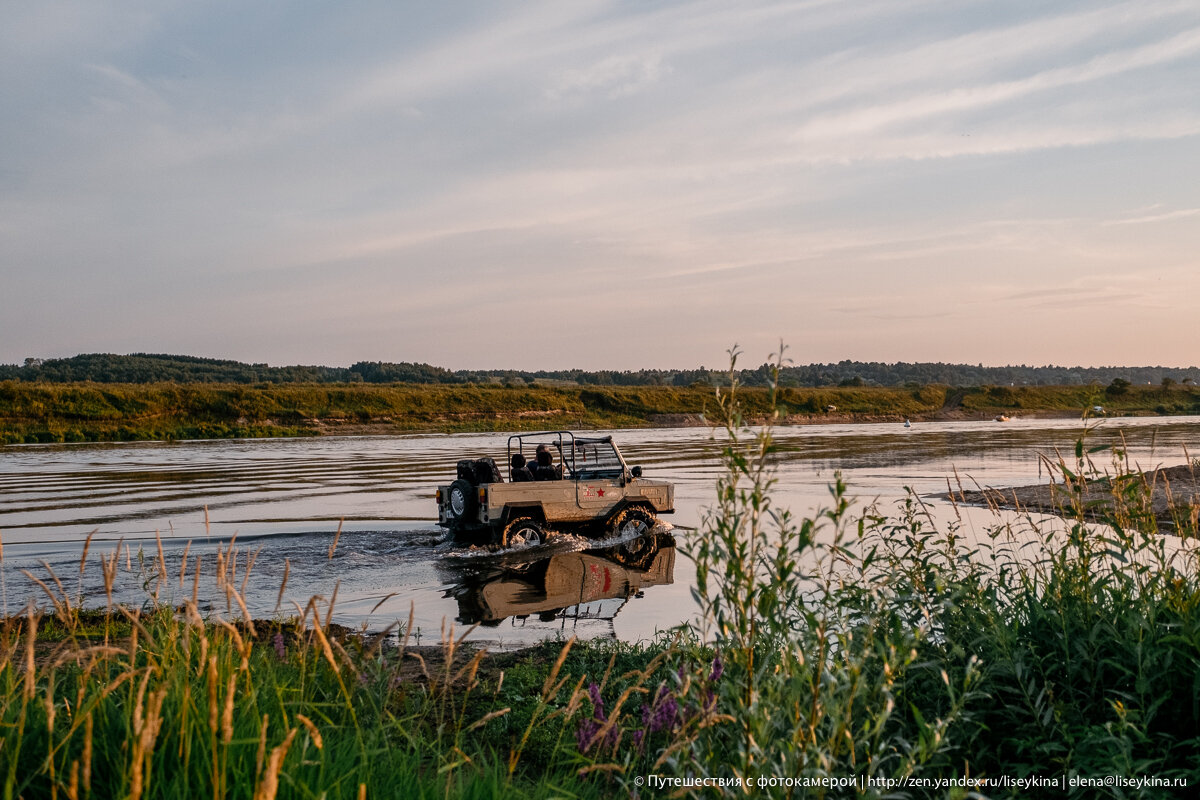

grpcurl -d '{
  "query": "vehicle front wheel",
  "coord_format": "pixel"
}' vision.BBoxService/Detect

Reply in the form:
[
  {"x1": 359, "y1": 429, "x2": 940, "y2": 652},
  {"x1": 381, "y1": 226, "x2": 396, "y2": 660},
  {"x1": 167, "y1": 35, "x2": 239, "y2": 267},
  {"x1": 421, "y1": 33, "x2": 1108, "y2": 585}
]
[
  {"x1": 502, "y1": 517, "x2": 546, "y2": 548},
  {"x1": 612, "y1": 506, "x2": 657, "y2": 539}
]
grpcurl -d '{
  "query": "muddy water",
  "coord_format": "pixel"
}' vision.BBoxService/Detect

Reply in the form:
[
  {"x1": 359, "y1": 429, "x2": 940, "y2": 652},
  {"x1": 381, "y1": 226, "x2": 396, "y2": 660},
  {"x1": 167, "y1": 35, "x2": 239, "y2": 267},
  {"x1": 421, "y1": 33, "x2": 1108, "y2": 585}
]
[{"x1": 2, "y1": 417, "x2": 1198, "y2": 648}]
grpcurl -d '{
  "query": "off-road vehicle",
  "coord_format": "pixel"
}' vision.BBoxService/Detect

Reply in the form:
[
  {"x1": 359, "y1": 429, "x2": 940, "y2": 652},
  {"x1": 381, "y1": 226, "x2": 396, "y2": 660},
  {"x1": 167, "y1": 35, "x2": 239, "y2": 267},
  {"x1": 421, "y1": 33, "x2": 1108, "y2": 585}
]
[{"x1": 435, "y1": 431, "x2": 674, "y2": 546}]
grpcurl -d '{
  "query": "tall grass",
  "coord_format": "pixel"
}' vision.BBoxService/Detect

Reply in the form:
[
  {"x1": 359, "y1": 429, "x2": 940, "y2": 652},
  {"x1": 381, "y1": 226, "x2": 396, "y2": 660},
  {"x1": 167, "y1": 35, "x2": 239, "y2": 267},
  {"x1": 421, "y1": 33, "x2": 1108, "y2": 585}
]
[{"x1": 0, "y1": 548, "x2": 615, "y2": 799}]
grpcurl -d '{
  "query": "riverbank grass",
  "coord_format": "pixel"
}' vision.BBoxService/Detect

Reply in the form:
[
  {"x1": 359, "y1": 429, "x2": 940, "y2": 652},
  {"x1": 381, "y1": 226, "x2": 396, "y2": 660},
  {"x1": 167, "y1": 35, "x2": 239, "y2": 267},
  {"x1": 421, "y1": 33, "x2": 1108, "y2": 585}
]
[{"x1": 4, "y1": 379, "x2": 1197, "y2": 443}]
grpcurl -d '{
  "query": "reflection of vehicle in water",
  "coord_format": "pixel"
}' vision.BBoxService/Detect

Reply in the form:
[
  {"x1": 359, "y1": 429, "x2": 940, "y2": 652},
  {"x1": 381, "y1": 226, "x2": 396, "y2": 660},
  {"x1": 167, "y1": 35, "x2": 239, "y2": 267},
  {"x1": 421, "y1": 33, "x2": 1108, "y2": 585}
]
[
  {"x1": 435, "y1": 431, "x2": 675, "y2": 547},
  {"x1": 449, "y1": 532, "x2": 676, "y2": 632}
]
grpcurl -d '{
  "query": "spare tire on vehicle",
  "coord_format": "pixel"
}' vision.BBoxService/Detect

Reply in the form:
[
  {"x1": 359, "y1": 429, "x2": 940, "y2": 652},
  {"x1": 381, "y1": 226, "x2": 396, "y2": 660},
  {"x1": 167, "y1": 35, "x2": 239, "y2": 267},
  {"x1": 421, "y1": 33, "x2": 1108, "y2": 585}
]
[{"x1": 446, "y1": 478, "x2": 477, "y2": 524}]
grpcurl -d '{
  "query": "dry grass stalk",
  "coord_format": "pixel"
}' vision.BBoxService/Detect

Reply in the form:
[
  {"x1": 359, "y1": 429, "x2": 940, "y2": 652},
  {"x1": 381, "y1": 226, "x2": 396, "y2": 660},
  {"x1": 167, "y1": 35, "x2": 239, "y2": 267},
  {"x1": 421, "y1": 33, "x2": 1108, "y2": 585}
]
[
  {"x1": 178, "y1": 682, "x2": 192, "y2": 758},
  {"x1": 253, "y1": 728, "x2": 297, "y2": 800},
  {"x1": 0, "y1": 529, "x2": 6, "y2": 617},
  {"x1": 43, "y1": 668, "x2": 56, "y2": 734},
  {"x1": 221, "y1": 672, "x2": 236, "y2": 743},
  {"x1": 466, "y1": 707, "x2": 511, "y2": 732},
  {"x1": 330, "y1": 637, "x2": 358, "y2": 673},
  {"x1": 452, "y1": 649, "x2": 486, "y2": 691},
  {"x1": 241, "y1": 544, "x2": 263, "y2": 598},
  {"x1": 129, "y1": 672, "x2": 168, "y2": 800},
  {"x1": 368, "y1": 592, "x2": 397, "y2": 616},
  {"x1": 308, "y1": 615, "x2": 341, "y2": 676},
  {"x1": 399, "y1": 602, "x2": 414, "y2": 656},
  {"x1": 155, "y1": 530, "x2": 168, "y2": 596},
  {"x1": 22, "y1": 570, "x2": 69, "y2": 624},
  {"x1": 541, "y1": 637, "x2": 575, "y2": 699},
  {"x1": 230, "y1": 588, "x2": 257, "y2": 639},
  {"x1": 255, "y1": 713, "x2": 269, "y2": 781},
  {"x1": 179, "y1": 540, "x2": 192, "y2": 589},
  {"x1": 23, "y1": 607, "x2": 38, "y2": 700},
  {"x1": 82, "y1": 712, "x2": 93, "y2": 792},
  {"x1": 206, "y1": 655, "x2": 219, "y2": 734},
  {"x1": 365, "y1": 619, "x2": 400, "y2": 660},
  {"x1": 274, "y1": 558, "x2": 290, "y2": 614},
  {"x1": 288, "y1": 599, "x2": 308, "y2": 634},
  {"x1": 79, "y1": 529, "x2": 96, "y2": 576},
  {"x1": 577, "y1": 763, "x2": 625, "y2": 776},
  {"x1": 215, "y1": 548, "x2": 226, "y2": 593},
  {"x1": 100, "y1": 542, "x2": 119, "y2": 611},
  {"x1": 41, "y1": 560, "x2": 73, "y2": 615},
  {"x1": 325, "y1": 580, "x2": 340, "y2": 631},
  {"x1": 66, "y1": 760, "x2": 79, "y2": 800},
  {"x1": 51, "y1": 644, "x2": 125, "y2": 669},
  {"x1": 192, "y1": 554, "x2": 203, "y2": 609},
  {"x1": 295, "y1": 713, "x2": 323, "y2": 749},
  {"x1": 214, "y1": 619, "x2": 251, "y2": 678},
  {"x1": 560, "y1": 675, "x2": 588, "y2": 719},
  {"x1": 328, "y1": 518, "x2": 344, "y2": 559},
  {"x1": 407, "y1": 651, "x2": 431, "y2": 683}
]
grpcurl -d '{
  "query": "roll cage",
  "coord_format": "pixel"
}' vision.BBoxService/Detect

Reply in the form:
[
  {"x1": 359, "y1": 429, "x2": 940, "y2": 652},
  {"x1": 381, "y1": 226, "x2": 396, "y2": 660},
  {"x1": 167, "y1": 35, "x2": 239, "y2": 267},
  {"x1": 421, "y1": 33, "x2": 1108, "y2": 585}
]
[{"x1": 507, "y1": 431, "x2": 631, "y2": 482}]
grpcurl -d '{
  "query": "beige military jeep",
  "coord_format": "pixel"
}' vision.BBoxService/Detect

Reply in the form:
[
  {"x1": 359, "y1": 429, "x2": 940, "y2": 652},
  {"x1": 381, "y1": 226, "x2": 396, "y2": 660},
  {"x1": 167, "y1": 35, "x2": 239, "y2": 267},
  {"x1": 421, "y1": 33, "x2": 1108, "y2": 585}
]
[{"x1": 435, "y1": 431, "x2": 674, "y2": 547}]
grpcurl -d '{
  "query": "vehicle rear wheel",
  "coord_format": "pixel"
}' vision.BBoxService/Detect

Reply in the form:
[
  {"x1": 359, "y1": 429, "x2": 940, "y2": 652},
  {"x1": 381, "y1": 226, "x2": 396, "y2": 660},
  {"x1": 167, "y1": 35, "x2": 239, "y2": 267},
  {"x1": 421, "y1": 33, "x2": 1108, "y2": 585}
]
[
  {"x1": 502, "y1": 517, "x2": 546, "y2": 548},
  {"x1": 612, "y1": 506, "x2": 657, "y2": 539},
  {"x1": 446, "y1": 479, "x2": 477, "y2": 523}
]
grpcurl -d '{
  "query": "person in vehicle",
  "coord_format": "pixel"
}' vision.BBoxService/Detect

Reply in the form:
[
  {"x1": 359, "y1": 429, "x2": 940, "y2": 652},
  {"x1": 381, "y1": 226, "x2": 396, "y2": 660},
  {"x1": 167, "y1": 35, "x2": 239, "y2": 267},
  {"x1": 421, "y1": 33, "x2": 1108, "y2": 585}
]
[
  {"x1": 532, "y1": 444, "x2": 562, "y2": 480},
  {"x1": 510, "y1": 453, "x2": 534, "y2": 482}
]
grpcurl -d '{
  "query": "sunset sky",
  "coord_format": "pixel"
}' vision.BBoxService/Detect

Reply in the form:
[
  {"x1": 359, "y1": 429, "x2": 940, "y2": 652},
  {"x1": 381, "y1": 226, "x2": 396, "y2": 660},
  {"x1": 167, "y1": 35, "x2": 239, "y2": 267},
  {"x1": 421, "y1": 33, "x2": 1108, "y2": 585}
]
[{"x1": 3, "y1": 1, "x2": 1199, "y2": 369}]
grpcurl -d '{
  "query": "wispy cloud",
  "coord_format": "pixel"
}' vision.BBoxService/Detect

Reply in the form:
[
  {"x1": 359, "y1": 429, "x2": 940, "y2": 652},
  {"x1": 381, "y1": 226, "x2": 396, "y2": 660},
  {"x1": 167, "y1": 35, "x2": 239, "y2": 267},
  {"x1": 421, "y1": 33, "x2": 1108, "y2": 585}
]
[
  {"x1": 546, "y1": 53, "x2": 669, "y2": 101},
  {"x1": 1108, "y1": 207, "x2": 1200, "y2": 225}
]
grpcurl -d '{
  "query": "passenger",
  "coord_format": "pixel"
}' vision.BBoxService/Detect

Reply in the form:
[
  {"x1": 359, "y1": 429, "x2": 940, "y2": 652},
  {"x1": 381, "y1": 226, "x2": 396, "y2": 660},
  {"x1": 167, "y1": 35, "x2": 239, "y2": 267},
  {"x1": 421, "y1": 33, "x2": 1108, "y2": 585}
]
[
  {"x1": 532, "y1": 444, "x2": 561, "y2": 481},
  {"x1": 510, "y1": 453, "x2": 534, "y2": 482}
]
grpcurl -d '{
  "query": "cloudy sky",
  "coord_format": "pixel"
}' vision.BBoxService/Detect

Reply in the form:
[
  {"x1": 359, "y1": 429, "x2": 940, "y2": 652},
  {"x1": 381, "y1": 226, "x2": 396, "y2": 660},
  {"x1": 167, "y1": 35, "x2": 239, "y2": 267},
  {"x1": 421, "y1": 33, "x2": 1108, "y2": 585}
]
[{"x1": 3, "y1": 0, "x2": 1199, "y2": 369}]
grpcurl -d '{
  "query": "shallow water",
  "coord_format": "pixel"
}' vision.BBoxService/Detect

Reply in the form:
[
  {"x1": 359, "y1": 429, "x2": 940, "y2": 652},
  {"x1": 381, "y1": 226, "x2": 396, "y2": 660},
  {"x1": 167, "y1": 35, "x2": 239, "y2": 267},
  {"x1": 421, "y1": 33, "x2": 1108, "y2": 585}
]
[{"x1": 2, "y1": 417, "x2": 1198, "y2": 648}]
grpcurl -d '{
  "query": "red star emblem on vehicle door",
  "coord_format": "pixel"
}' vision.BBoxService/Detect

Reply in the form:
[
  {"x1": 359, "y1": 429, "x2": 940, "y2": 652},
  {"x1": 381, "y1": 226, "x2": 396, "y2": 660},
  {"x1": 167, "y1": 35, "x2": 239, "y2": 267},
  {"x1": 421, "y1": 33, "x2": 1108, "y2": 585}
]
[{"x1": 596, "y1": 489, "x2": 604, "y2": 496}]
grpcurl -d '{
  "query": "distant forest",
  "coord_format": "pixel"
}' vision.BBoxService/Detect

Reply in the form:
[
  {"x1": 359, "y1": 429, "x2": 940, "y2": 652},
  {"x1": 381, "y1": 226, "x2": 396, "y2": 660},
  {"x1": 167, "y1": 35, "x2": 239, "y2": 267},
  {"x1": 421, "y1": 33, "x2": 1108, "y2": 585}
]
[{"x1": 3, "y1": 353, "x2": 1199, "y2": 388}]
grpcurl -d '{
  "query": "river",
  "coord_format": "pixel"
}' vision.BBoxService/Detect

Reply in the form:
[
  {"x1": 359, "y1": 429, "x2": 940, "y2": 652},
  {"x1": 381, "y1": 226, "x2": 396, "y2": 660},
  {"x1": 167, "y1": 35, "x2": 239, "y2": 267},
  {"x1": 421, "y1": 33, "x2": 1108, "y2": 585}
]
[{"x1": 1, "y1": 416, "x2": 1197, "y2": 648}]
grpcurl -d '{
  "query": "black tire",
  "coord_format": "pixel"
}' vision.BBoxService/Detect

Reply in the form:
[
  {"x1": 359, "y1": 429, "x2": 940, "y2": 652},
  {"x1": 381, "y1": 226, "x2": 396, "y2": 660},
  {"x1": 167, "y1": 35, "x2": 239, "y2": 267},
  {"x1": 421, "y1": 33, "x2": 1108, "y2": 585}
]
[
  {"x1": 502, "y1": 517, "x2": 546, "y2": 548},
  {"x1": 446, "y1": 479, "x2": 477, "y2": 523},
  {"x1": 611, "y1": 506, "x2": 657, "y2": 540}
]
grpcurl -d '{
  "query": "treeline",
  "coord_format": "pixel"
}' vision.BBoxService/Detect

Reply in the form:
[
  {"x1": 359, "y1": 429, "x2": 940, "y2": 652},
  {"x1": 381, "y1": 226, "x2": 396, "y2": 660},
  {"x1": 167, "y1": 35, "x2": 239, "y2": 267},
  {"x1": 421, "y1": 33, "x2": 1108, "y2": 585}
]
[{"x1": 3, "y1": 353, "x2": 1199, "y2": 388}]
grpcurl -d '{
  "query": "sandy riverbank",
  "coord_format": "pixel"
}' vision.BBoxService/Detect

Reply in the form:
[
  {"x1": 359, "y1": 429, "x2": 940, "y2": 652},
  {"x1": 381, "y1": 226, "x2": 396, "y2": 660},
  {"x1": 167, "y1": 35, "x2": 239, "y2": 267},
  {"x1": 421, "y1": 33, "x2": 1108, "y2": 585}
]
[{"x1": 944, "y1": 462, "x2": 1200, "y2": 535}]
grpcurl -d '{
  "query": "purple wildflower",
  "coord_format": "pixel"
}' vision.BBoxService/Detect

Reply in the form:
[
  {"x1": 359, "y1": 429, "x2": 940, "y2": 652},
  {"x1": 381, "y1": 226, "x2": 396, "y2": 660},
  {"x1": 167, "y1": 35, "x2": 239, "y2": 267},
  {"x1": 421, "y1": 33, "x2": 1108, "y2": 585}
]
[
  {"x1": 272, "y1": 632, "x2": 286, "y2": 660},
  {"x1": 577, "y1": 682, "x2": 618, "y2": 752},
  {"x1": 648, "y1": 685, "x2": 680, "y2": 734},
  {"x1": 587, "y1": 682, "x2": 606, "y2": 720},
  {"x1": 576, "y1": 719, "x2": 600, "y2": 751},
  {"x1": 709, "y1": 655, "x2": 724, "y2": 683}
]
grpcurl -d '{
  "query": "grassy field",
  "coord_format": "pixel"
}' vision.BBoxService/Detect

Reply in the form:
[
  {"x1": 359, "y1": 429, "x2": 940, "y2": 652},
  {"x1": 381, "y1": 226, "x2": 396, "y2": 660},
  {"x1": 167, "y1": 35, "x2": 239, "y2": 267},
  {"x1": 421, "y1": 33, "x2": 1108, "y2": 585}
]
[
  {"x1": 3, "y1": 362, "x2": 1199, "y2": 797},
  {"x1": 2, "y1": 380, "x2": 1197, "y2": 444}
]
